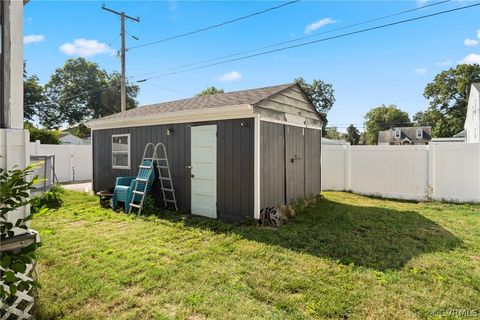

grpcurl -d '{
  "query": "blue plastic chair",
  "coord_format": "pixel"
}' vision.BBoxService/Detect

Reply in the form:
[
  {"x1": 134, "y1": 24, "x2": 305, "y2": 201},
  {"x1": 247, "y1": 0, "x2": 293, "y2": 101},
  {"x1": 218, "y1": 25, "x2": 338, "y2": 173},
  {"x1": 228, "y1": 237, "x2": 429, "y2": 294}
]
[{"x1": 112, "y1": 160, "x2": 155, "y2": 212}]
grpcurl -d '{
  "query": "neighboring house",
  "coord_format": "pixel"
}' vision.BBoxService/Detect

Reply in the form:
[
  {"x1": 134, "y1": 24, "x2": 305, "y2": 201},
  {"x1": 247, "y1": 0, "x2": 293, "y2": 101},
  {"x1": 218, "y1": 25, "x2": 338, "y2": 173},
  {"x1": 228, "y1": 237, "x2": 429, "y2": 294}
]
[
  {"x1": 464, "y1": 83, "x2": 480, "y2": 143},
  {"x1": 378, "y1": 126, "x2": 432, "y2": 145},
  {"x1": 59, "y1": 132, "x2": 90, "y2": 144},
  {"x1": 0, "y1": 1, "x2": 29, "y2": 223},
  {"x1": 87, "y1": 83, "x2": 323, "y2": 222}
]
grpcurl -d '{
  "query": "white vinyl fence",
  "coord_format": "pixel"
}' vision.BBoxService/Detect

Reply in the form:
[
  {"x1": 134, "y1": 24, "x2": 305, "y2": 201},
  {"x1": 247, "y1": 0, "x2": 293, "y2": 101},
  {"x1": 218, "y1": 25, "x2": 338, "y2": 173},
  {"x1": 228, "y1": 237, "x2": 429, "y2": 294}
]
[
  {"x1": 322, "y1": 143, "x2": 480, "y2": 203},
  {"x1": 29, "y1": 141, "x2": 92, "y2": 183}
]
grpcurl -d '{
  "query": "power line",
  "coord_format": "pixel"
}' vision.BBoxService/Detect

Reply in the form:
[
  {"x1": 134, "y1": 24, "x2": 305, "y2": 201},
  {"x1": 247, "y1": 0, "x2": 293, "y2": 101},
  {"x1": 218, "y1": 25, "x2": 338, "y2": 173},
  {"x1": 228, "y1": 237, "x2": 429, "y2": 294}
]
[
  {"x1": 142, "y1": 83, "x2": 192, "y2": 97},
  {"x1": 28, "y1": 2, "x2": 477, "y2": 114},
  {"x1": 137, "y1": 2, "x2": 480, "y2": 83},
  {"x1": 135, "y1": 0, "x2": 451, "y2": 78},
  {"x1": 128, "y1": 0, "x2": 300, "y2": 51}
]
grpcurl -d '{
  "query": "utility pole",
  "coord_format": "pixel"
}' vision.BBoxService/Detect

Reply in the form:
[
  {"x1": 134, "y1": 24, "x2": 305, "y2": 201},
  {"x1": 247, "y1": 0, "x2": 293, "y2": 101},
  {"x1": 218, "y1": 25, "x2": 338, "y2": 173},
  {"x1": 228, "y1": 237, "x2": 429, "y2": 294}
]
[{"x1": 101, "y1": 4, "x2": 140, "y2": 113}]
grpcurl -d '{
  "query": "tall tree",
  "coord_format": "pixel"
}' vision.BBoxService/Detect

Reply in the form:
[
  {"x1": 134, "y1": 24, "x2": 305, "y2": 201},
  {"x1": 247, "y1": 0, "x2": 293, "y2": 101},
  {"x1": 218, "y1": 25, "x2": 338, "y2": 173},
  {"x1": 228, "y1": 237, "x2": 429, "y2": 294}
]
[
  {"x1": 23, "y1": 63, "x2": 47, "y2": 122},
  {"x1": 364, "y1": 104, "x2": 411, "y2": 145},
  {"x1": 417, "y1": 64, "x2": 480, "y2": 137},
  {"x1": 345, "y1": 124, "x2": 360, "y2": 145},
  {"x1": 24, "y1": 74, "x2": 46, "y2": 122},
  {"x1": 413, "y1": 108, "x2": 445, "y2": 137},
  {"x1": 197, "y1": 86, "x2": 224, "y2": 96},
  {"x1": 40, "y1": 58, "x2": 139, "y2": 128},
  {"x1": 325, "y1": 126, "x2": 343, "y2": 140},
  {"x1": 294, "y1": 77, "x2": 335, "y2": 135},
  {"x1": 101, "y1": 71, "x2": 139, "y2": 116}
]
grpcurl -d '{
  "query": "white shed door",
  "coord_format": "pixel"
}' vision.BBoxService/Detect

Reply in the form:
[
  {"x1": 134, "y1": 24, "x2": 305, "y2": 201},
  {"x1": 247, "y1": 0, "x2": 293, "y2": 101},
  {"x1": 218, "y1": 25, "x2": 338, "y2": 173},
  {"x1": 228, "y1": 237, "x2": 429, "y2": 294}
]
[{"x1": 191, "y1": 125, "x2": 217, "y2": 218}]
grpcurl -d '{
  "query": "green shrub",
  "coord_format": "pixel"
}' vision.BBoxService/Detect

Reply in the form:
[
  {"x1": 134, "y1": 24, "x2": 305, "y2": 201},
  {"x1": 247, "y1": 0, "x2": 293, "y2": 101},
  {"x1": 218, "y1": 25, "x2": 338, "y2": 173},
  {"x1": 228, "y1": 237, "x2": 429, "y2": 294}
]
[
  {"x1": 25, "y1": 123, "x2": 60, "y2": 144},
  {"x1": 31, "y1": 185, "x2": 64, "y2": 214},
  {"x1": 0, "y1": 164, "x2": 45, "y2": 304}
]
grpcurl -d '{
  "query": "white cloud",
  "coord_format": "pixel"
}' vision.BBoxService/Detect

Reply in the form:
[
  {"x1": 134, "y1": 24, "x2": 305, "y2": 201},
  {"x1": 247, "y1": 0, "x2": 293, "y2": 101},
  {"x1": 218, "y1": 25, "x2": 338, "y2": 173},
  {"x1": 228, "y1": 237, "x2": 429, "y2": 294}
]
[
  {"x1": 464, "y1": 38, "x2": 479, "y2": 46},
  {"x1": 23, "y1": 34, "x2": 45, "y2": 44},
  {"x1": 436, "y1": 60, "x2": 451, "y2": 67},
  {"x1": 59, "y1": 39, "x2": 115, "y2": 57},
  {"x1": 304, "y1": 18, "x2": 336, "y2": 34},
  {"x1": 414, "y1": 68, "x2": 427, "y2": 75},
  {"x1": 460, "y1": 53, "x2": 480, "y2": 65},
  {"x1": 217, "y1": 71, "x2": 242, "y2": 82},
  {"x1": 477, "y1": 29, "x2": 480, "y2": 39}
]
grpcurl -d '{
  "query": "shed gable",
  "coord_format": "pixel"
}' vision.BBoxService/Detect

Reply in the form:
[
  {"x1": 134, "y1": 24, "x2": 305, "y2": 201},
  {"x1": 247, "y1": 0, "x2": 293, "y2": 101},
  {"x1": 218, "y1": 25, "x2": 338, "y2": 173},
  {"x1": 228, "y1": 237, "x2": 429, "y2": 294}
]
[{"x1": 253, "y1": 84, "x2": 322, "y2": 127}]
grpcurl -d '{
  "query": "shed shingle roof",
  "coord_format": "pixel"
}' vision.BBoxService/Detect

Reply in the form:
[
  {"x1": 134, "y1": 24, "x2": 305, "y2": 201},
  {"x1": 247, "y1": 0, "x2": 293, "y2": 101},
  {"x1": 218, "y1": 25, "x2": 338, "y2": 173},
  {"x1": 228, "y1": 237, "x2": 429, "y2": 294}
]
[{"x1": 96, "y1": 83, "x2": 295, "y2": 121}]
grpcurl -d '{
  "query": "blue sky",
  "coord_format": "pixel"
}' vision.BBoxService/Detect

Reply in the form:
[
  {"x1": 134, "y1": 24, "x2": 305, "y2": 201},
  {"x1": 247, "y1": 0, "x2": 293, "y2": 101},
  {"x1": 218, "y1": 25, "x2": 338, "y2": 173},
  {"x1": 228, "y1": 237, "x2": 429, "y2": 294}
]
[{"x1": 24, "y1": 0, "x2": 480, "y2": 130}]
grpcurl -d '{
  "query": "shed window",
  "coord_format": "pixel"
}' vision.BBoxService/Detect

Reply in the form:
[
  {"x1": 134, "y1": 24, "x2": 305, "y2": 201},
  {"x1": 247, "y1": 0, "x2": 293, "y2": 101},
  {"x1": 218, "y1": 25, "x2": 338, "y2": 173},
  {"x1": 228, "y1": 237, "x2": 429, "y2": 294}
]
[
  {"x1": 112, "y1": 134, "x2": 130, "y2": 169},
  {"x1": 395, "y1": 129, "x2": 401, "y2": 139},
  {"x1": 416, "y1": 129, "x2": 423, "y2": 139}
]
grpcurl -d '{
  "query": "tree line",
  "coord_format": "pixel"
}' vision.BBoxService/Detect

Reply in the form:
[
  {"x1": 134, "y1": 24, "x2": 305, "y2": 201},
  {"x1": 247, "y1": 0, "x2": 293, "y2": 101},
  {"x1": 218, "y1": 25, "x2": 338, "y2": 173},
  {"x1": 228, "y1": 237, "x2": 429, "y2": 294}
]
[{"x1": 25, "y1": 58, "x2": 479, "y2": 145}]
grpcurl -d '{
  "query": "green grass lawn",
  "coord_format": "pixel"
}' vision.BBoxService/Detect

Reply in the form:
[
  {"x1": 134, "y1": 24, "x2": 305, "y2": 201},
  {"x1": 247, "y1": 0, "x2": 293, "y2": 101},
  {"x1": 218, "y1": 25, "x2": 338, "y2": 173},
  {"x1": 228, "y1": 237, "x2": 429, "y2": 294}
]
[{"x1": 31, "y1": 191, "x2": 480, "y2": 319}]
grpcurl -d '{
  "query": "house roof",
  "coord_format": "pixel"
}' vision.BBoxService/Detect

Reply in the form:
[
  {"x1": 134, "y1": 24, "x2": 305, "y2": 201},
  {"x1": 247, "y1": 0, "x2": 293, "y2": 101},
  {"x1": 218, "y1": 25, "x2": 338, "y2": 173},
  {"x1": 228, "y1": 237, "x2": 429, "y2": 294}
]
[
  {"x1": 378, "y1": 126, "x2": 432, "y2": 144},
  {"x1": 93, "y1": 83, "x2": 295, "y2": 122},
  {"x1": 472, "y1": 83, "x2": 480, "y2": 92}
]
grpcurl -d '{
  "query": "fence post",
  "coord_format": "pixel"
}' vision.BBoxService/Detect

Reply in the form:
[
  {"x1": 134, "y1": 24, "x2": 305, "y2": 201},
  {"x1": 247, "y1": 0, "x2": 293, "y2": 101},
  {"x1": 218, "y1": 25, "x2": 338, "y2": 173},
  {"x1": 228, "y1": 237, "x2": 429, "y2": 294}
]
[
  {"x1": 345, "y1": 144, "x2": 351, "y2": 191},
  {"x1": 69, "y1": 145, "x2": 74, "y2": 181},
  {"x1": 35, "y1": 140, "x2": 41, "y2": 155},
  {"x1": 427, "y1": 143, "x2": 435, "y2": 200}
]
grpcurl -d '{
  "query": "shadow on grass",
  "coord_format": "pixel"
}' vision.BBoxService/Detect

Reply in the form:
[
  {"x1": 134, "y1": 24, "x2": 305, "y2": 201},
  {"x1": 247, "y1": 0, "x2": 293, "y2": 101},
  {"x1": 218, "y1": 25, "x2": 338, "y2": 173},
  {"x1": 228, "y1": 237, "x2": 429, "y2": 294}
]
[{"x1": 146, "y1": 198, "x2": 462, "y2": 271}]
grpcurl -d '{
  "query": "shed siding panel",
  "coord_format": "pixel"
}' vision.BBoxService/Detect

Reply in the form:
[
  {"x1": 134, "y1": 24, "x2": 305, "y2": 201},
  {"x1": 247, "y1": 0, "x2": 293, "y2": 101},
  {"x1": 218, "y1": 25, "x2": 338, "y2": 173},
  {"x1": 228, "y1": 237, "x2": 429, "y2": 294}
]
[
  {"x1": 305, "y1": 128, "x2": 322, "y2": 197},
  {"x1": 285, "y1": 125, "x2": 305, "y2": 203},
  {"x1": 254, "y1": 87, "x2": 322, "y2": 128},
  {"x1": 92, "y1": 119, "x2": 254, "y2": 221},
  {"x1": 216, "y1": 118, "x2": 254, "y2": 221},
  {"x1": 260, "y1": 121, "x2": 285, "y2": 208}
]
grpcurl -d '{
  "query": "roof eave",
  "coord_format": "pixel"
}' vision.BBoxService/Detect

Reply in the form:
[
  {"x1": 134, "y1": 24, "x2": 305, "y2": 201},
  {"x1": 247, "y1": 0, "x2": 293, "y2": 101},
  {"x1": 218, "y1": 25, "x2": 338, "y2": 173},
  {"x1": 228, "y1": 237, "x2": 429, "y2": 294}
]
[{"x1": 86, "y1": 104, "x2": 254, "y2": 130}]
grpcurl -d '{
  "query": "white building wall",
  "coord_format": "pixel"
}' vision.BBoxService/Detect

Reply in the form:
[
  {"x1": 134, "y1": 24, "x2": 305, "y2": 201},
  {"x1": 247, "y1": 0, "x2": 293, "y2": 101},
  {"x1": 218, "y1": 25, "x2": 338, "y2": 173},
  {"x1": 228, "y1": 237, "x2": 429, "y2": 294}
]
[
  {"x1": 465, "y1": 84, "x2": 480, "y2": 143},
  {"x1": 1, "y1": 1, "x2": 29, "y2": 226}
]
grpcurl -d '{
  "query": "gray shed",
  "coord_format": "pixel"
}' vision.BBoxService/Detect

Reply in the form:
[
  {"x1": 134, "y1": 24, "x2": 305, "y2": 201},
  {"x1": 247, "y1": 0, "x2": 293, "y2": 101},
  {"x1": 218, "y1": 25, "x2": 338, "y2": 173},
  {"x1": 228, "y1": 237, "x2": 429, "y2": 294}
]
[{"x1": 86, "y1": 83, "x2": 323, "y2": 221}]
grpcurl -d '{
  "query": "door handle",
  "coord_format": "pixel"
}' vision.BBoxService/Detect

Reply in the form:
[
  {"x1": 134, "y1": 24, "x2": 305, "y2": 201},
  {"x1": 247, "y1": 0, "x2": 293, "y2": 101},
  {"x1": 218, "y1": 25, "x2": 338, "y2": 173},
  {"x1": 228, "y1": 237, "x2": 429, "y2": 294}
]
[
  {"x1": 191, "y1": 174, "x2": 195, "y2": 178},
  {"x1": 291, "y1": 155, "x2": 302, "y2": 163}
]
